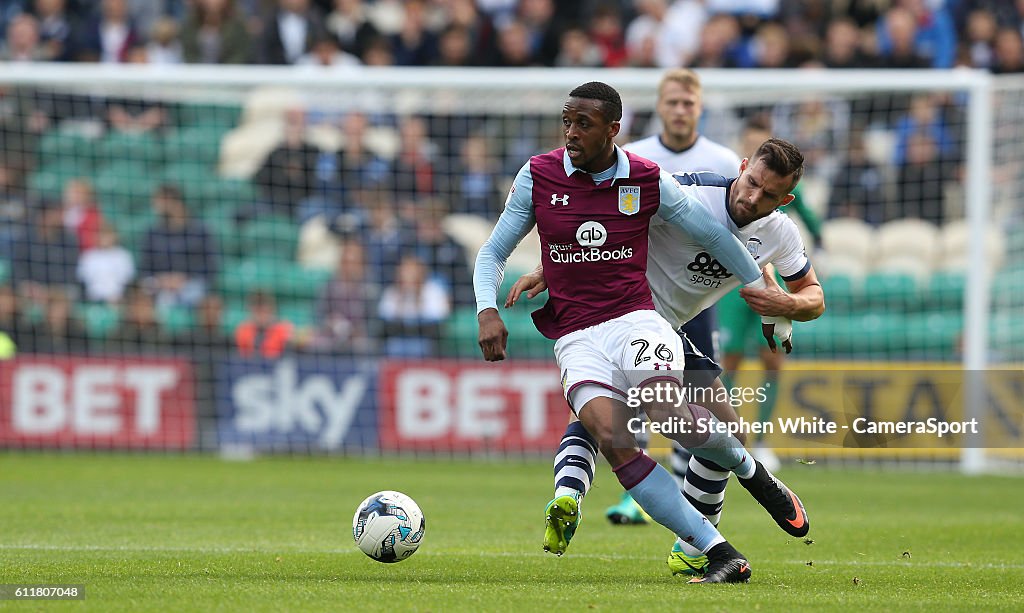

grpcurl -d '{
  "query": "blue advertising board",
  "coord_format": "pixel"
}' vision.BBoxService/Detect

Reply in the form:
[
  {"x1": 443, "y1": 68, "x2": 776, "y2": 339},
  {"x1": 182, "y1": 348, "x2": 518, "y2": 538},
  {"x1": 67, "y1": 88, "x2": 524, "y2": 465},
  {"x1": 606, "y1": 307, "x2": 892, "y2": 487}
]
[{"x1": 216, "y1": 356, "x2": 378, "y2": 451}]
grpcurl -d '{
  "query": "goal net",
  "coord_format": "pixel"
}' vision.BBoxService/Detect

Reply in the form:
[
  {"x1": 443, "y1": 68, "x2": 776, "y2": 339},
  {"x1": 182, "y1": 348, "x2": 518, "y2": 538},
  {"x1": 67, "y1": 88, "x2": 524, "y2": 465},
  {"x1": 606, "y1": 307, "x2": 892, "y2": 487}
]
[{"x1": 0, "y1": 65, "x2": 1018, "y2": 470}]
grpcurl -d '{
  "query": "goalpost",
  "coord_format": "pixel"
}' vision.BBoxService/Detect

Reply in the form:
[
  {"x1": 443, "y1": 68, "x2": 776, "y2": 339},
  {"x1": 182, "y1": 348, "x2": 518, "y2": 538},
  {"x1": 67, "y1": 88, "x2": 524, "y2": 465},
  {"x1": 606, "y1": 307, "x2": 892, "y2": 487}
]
[{"x1": 0, "y1": 64, "x2": 1018, "y2": 470}]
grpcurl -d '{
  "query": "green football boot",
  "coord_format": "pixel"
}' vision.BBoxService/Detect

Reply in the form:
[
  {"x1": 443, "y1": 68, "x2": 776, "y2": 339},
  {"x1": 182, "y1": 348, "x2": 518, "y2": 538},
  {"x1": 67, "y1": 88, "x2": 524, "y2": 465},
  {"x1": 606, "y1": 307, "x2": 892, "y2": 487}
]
[
  {"x1": 543, "y1": 493, "x2": 581, "y2": 556},
  {"x1": 668, "y1": 539, "x2": 709, "y2": 577},
  {"x1": 605, "y1": 492, "x2": 650, "y2": 525}
]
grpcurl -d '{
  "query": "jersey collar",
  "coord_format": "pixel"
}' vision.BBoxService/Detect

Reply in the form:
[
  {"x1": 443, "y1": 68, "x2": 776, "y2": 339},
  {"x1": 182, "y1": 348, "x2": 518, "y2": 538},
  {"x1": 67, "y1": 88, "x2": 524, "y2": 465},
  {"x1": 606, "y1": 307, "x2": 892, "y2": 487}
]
[
  {"x1": 562, "y1": 145, "x2": 631, "y2": 183},
  {"x1": 658, "y1": 134, "x2": 701, "y2": 155}
]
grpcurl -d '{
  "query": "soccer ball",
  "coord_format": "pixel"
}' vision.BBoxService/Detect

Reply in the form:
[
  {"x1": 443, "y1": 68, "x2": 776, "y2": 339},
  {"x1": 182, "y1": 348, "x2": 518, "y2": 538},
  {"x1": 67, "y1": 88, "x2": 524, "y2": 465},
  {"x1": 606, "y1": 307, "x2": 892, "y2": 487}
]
[{"x1": 352, "y1": 491, "x2": 425, "y2": 563}]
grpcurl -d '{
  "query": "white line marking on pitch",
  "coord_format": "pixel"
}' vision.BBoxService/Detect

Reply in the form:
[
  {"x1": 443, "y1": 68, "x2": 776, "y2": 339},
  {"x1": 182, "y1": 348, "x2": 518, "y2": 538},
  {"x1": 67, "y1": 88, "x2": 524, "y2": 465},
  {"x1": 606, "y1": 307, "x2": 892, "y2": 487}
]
[{"x1": 2, "y1": 545, "x2": 1023, "y2": 570}]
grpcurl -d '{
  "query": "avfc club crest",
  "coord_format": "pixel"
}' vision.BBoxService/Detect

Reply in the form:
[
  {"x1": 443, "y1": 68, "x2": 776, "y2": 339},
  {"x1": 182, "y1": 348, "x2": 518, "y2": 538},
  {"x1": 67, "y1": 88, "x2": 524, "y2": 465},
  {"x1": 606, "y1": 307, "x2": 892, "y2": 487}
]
[{"x1": 618, "y1": 186, "x2": 640, "y2": 215}]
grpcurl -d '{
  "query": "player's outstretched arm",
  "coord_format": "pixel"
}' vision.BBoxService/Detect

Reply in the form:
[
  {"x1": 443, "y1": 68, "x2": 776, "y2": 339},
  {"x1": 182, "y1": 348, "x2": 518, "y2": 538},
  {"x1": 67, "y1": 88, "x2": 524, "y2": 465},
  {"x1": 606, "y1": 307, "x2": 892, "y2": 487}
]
[
  {"x1": 473, "y1": 162, "x2": 536, "y2": 361},
  {"x1": 654, "y1": 171, "x2": 765, "y2": 288}
]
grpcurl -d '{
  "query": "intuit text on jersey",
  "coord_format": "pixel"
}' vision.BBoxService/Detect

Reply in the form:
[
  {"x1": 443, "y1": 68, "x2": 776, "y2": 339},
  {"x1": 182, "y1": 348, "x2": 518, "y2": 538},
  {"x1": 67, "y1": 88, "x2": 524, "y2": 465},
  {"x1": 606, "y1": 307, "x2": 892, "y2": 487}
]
[{"x1": 548, "y1": 245, "x2": 634, "y2": 263}]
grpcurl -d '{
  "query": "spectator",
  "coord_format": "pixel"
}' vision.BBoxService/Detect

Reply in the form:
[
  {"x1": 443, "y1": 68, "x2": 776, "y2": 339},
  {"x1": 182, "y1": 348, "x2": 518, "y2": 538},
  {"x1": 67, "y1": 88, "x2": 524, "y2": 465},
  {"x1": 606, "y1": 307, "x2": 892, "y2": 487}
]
[
  {"x1": 312, "y1": 238, "x2": 377, "y2": 354},
  {"x1": 138, "y1": 184, "x2": 219, "y2": 308},
  {"x1": 69, "y1": 0, "x2": 141, "y2": 63},
  {"x1": 443, "y1": 0, "x2": 497, "y2": 63},
  {"x1": 0, "y1": 283, "x2": 25, "y2": 356},
  {"x1": 875, "y1": 6, "x2": 937, "y2": 69},
  {"x1": 625, "y1": 0, "x2": 706, "y2": 68},
  {"x1": 296, "y1": 32, "x2": 360, "y2": 66},
  {"x1": 390, "y1": 0, "x2": 436, "y2": 66},
  {"x1": 823, "y1": 16, "x2": 876, "y2": 68},
  {"x1": 829, "y1": 131, "x2": 886, "y2": 225},
  {"x1": 0, "y1": 160, "x2": 27, "y2": 261},
  {"x1": 392, "y1": 115, "x2": 438, "y2": 201},
  {"x1": 77, "y1": 222, "x2": 135, "y2": 304},
  {"x1": 254, "y1": 107, "x2": 321, "y2": 220},
  {"x1": 363, "y1": 192, "x2": 405, "y2": 285},
  {"x1": 33, "y1": 0, "x2": 72, "y2": 61},
  {"x1": 689, "y1": 13, "x2": 742, "y2": 68},
  {"x1": 554, "y1": 25, "x2": 602, "y2": 67},
  {"x1": 60, "y1": 178, "x2": 103, "y2": 251},
  {"x1": 992, "y1": 27, "x2": 1024, "y2": 73},
  {"x1": 747, "y1": 21, "x2": 794, "y2": 68},
  {"x1": 433, "y1": 24, "x2": 473, "y2": 66},
  {"x1": 11, "y1": 202, "x2": 78, "y2": 306},
  {"x1": 360, "y1": 33, "x2": 393, "y2": 65},
  {"x1": 588, "y1": 4, "x2": 626, "y2": 67},
  {"x1": 174, "y1": 293, "x2": 231, "y2": 420},
  {"x1": 378, "y1": 255, "x2": 449, "y2": 357},
  {"x1": 339, "y1": 110, "x2": 391, "y2": 185},
  {"x1": 180, "y1": 0, "x2": 252, "y2": 64},
  {"x1": 450, "y1": 133, "x2": 502, "y2": 220},
  {"x1": 0, "y1": 13, "x2": 46, "y2": 61},
  {"x1": 876, "y1": 0, "x2": 957, "y2": 68},
  {"x1": 963, "y1": 9, "x2": 999, "y2": 69},
  {"x1": 404, "y1": 199, "x2": 474, "y2": 308},
  {"x1": 145, "y1": 16, "x2": 183, "y2": 64},
  {"x1": 893, "y1": 94, "x2": 955, "y2": 166},
  {"x1": 106, "y1": 91, "x2": 169, "y2": 134},
  {"x1": 256, "y1": 0, "x2": 327, "y2": 65},
  {"x1": 516, "y1": 0, "x2": 560, "y2": 65},
  {"x1": 234, "y1": 289, "x2": 294, "y2": 359},
  {"x1": 25, "y1": 288, "x2": 89, "y2": 354},
  {"x1": 896, "y1": 128, "x2": 948, "y2": 224},
  {"x1": 325, "y1": 0, "x2": 380, "y2": 58},
  {"x1": 493, "y1": 19, "x2": 535, "y2": 67},
  {"x1": 108, "y1": 282, "x2": 170, "y2": 352}
]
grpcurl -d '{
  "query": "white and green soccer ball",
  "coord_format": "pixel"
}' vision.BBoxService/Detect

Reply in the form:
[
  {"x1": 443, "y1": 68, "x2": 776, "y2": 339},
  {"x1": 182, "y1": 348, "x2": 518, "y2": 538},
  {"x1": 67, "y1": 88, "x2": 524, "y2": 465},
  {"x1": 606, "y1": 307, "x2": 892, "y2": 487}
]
[{"x1": 352, "y1": 491, "x2": 425, "y2": 563}]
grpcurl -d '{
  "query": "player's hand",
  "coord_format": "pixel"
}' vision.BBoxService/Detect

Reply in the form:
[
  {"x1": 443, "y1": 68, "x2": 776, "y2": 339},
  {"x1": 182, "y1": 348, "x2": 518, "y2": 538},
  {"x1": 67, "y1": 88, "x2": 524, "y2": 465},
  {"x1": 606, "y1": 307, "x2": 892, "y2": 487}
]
[
  {"x1": 504, "y1": 268, "x2": 547, "y2": 308},
  {"x1": 477, "y1": 308, "x2": 509, "y2": 361},
  {"x1": 761, "y1": 316, "x2": 793, "y2": 354},
  {"x1": 739, "y1": 267, "x2": 792, "y2": 317}
]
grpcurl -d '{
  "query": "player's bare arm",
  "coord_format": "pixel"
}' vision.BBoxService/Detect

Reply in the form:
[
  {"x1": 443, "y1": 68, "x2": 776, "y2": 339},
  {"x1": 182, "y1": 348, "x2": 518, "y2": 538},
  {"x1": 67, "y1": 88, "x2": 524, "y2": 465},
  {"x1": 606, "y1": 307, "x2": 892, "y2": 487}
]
[{"x1": 739, "y1": 266, "x2": 825, "y2": 321}]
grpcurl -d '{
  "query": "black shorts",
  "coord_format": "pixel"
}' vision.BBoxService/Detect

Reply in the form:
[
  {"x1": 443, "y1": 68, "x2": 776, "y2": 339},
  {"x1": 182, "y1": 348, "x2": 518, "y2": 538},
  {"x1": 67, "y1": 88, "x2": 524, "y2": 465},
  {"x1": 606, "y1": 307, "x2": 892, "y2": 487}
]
[{"x1": 677, "y1": 325, "x2": 724, "y2": 384}]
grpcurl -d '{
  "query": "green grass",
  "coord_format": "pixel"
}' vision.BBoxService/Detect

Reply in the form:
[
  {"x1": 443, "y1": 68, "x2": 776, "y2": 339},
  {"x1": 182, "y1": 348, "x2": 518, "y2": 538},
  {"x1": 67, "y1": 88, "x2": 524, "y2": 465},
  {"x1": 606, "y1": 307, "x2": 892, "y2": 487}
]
[{"x1": 1, "y1": 455, "x2": 1022, "y2": 612}]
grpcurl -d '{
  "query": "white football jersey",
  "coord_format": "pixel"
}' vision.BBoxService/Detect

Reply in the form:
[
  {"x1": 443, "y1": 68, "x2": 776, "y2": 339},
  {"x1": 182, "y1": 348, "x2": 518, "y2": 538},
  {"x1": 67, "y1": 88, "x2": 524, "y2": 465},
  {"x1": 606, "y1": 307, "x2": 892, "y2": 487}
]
[
  {"x1": 624, "y1": 134, "x2": 742, "y2": 178},
  {"x1": 647, "y1": 172, "x2": 811, "y2": 327}
]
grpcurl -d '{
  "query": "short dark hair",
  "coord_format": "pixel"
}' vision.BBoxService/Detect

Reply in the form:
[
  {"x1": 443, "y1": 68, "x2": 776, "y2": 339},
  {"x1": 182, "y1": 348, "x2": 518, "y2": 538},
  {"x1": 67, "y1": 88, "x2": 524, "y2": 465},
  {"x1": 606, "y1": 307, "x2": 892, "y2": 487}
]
[
  {"x1": 568, "y1": 81, "x2": 622, "y2": 123},
  {"x1": 752, "y1": 138, "x2": 804, "y2": 188}
]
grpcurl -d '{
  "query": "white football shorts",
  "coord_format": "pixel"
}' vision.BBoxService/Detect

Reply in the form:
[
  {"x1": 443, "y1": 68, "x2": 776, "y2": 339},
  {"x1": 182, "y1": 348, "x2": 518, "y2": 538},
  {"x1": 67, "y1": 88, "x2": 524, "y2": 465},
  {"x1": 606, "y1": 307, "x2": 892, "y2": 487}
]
[{"x1": 554, "y1": 309, "x2": 686, "y2": 413}]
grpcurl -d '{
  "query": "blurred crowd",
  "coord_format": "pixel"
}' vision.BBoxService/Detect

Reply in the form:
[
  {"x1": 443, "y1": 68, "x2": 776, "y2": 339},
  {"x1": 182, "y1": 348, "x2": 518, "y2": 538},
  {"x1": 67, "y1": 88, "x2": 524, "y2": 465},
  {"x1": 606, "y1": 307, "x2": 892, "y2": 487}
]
[{"x1": 0, "y1": 0, "x2": 1022, "y2": 72}]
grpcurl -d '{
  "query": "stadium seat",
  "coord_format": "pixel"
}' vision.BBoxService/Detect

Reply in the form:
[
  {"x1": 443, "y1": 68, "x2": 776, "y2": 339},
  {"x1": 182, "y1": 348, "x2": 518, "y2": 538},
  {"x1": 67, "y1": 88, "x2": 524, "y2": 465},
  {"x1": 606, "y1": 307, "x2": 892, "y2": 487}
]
[
  {"x1": 37, "y1": 128, "x2": 98, "y2": 169},
  {"x1": 77, "y1": 303, "x2": 121, "y2": 339},
  {"x1": 296, "y1": 216, "x2": 340, "y2": 270},
  {"x1": 821, "y1": 217, "x2": 874, "y2": 267},
  {"x1": 174, "y1": 102, "x2": 241, "y2": 131},
  {"x1": 0, "y1": 258, "x2": 9, "y2": 284},
  {"x1": 238, "y1": 216, "x2": 299, "y2": 261},
  {"x1": 884, "y1": 255, "x2": 933, "y2": 282},
  {"x1": 819, "y1": 252, "x2": 868, "y2": 284},
  {"x1": 938, "y1": 219, "x2": 1006, "y2": 272},
  {"x1": 220, "y1": 258, "x2": 331, "y2": 304},
  {"x1": 240, "y1": 87, "x2": 303, "y2": 125},
  {"x1": 863, "y1": 270, "x2": 922, "y2": 312},
  {"x1": 161, "y1": 162, "x2": 216, "y2": 202},
  {"x1": 95, "y1": 161, "x2": 158, "y2": 211},
  {"x1": 904, "y1": 312, "x2": 962, "y2": 359},
  {"x1": 158, "y1": 304, "x2": 195, "y2": 335},
  {"x1": 97, "y1": 132, "x2": 163, "y2": 168},
  {"x1": 219, "y1": 120, "x2": 285, "y2": 178},
  {"x1": 196, "y1": 178, "x2": 259, "y2": 209},
  {"x1": 440, "y1": 307, "x2": 479, "y2": 358},
  {"x1": 927, "y1": 271, "x2": 965, "y2": 312},
  {"x1": 442, "y1": 213, "x2": 494, "y2": 267},
  {"x1": 162, "y1": 127, "x2": 228, "y2": 166},
  {"x1": 876, "y1": 219, "x2": 939, "y2": 268},
  {"x1": 819, "y1": 273, "x2": 857, "y2": 314}
]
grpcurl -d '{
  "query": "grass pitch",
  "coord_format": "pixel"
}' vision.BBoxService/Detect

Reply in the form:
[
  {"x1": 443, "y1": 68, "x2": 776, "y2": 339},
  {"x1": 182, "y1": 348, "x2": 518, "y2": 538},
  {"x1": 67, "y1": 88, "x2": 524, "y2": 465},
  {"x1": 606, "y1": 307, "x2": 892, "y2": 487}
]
[{"x1": 1, "y1": 454, "x2": 1022, "y2": 612}]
